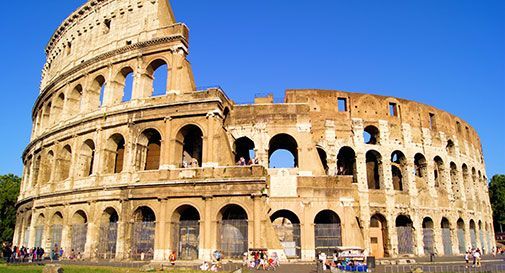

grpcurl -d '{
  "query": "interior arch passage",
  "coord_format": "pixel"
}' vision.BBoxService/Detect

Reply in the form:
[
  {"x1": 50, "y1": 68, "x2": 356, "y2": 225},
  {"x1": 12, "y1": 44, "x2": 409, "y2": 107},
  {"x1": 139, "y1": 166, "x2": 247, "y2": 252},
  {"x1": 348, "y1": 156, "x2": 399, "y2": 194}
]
[
  {"x1": 218, "y1": 204, "x2": 248, "y2": 258},
  {"x1": 270, "y1": 210, "x2": 301, "y2": 258},
  {"x1": 171, "y1": 205, "x2": 201, "y2": 260}
]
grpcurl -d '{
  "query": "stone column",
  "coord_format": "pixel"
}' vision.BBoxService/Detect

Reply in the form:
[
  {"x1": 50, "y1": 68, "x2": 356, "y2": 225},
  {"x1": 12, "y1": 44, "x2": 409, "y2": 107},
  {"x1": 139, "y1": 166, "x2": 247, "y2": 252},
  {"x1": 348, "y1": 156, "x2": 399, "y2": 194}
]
[
  {"x1": 412, "y1": 215, "x2": 424, "y2": 256},
  {"x1": 302, "y1": 203, "x2": 315, "y2": 260},
  {"x1": 252, "y1": 194, "x2": 262, "y2": 248},
  {"x1": 154, "y1": 199, "x2": 168, "y2": 261},
  {"x1": 200, "y1": 196, "x2": 213, "y2": 260},
  {"x1": 161, "y1": 118, "x2": 173, "y2": 169}
]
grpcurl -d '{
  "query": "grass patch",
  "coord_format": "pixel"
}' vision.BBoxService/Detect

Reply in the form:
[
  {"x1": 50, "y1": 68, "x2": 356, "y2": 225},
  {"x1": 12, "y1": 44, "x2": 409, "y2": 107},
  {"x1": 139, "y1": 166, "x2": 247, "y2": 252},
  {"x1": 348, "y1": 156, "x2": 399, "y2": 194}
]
[{"x1": 0, "y1": 264, "x2": 204, "y2": 273}]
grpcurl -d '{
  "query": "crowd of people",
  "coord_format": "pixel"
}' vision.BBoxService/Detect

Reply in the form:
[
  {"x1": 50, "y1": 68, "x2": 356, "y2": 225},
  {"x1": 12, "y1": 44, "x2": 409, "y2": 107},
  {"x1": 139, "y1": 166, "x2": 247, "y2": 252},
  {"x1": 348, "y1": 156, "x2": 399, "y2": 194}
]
[
  {"x1": 2, "y1": 243, "x2": 46, "y2": 263},
  {"x1": 318, "y1": 252, "x2": 367, "y2": 271},
  {"x1": 242, "y1": 250, "x2": 280, "y2": 271},
  {"x1": 198, "y1": 250, "x2": 224, "y2": 272},
  {"x1": 1, "y1": 243, "x2": 85, "y2": 263},
  {"x1": 464, "y1": 247, "x2": 483, "y2": 268},
  {"x1": 236, "y1": 156, "x2": 259, "y2": 166}
]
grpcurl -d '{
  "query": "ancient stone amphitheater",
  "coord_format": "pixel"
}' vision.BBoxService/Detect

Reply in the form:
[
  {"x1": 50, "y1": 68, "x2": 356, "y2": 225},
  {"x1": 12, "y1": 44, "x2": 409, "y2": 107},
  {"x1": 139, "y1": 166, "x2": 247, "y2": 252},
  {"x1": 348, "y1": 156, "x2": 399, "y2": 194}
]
[{"x1": 14, "y1": 0, "x2": 495, "y2": 262}]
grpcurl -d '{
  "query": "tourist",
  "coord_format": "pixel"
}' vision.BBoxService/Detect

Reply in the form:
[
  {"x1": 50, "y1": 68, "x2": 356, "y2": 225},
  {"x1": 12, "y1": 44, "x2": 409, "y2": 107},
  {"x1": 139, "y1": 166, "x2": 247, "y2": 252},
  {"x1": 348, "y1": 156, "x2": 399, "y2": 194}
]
[
  {"x1": 464, "y1": 251, "x2": 470, "y2": 268},
  {"x1": 200, "y1": 261, "x2": 210, "y2": 271},
  {"x1": 169, "y1": 251, "x2": 177, "y2": 266},
  {"x1": 475, "y1": 248, "x2": 481, "y2": 267}
]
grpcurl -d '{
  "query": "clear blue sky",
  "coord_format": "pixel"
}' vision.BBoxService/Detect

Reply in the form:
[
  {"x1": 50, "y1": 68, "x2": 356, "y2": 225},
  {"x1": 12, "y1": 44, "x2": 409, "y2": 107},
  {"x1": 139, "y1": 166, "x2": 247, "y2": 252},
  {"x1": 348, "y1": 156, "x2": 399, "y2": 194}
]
[{"x1": 0, "y1": 0, "x2": 503, "y2": 177}]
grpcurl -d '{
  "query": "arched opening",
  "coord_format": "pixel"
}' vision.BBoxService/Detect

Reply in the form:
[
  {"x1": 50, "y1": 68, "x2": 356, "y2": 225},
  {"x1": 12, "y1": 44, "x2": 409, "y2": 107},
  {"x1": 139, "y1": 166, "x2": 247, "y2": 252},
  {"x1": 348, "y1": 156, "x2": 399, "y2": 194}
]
[
  {"x1": 71, "y1": 210, "x2": 88, "y2": 256},
  {"x1": 218, "y1": 204, "x2": 248, "y2": 258},
  {"x1": 53, "y1": 93, "x2": 65, "y2": 121},
  {"x1": 363, "y1": 125, "x2": 380, "y2": 144},
  {"x1": 422, "y1": 217, "x2": 435, "y2": 255},
  {"x1": 414, "y1": 153, "x2": 427, "y2": 178},
  {"x1": 42, "y1": 102, "x2": 52, "y2": 128},
  {"x1": 396, "y1": 215, "x2": 414, "y2": 254},
  {"x1": 446, "y1": 140, "x2": 455, "y2": 156},
  {"x1": 268, "y1": 134, "x2": 298, "y2": 168},
  {"x1": 50, "y1": 212, "x2": 64, "y2": 252},
  {"x1": 34, "y1": 214, "x2": 45, "y2": 248},
  {"x1": 137, "y1": 129, "x2": 161, "y2": 171},
  {"x1": 337, "y1": 147, "x2": 356, "y2": 177},
  {"x1": 67, "y1": 85, "x2": 83, "y2": 116},
  {"x1": 117, "y1": 67, "x2": 134, "y2": 102},
  {"x1": 98, "y1": 208, "x2": 119, "y2": 259},
  {"x1": 176, "y1": 125, "x2": 203, "y2": 168},
  {"x1": 131, "y1": 206, "x2": 156, "y2": 261},
  {"x1": 104, "y1": 134, "x2": 126, "y2": 174},
  {"x1": 91, "y1": 75, "x2": 106, "y2": 108},
  {"x1": 450, "y1": 162, "x2": 460, "y2": 201},
  {"x1": 234, "y1": 137, "x2": 255, "y2": 165},
  {"x1": 433, "y1": 156, "x2": 444, "y2": 187},
  {"x1": 457, "y1": 218, "x2": 466, "y2": 254},
  {"x1": 441, "y1": 218, "x2": 453, "y2": 255},
  {"x1": 32, "y1": 154, "x2": 41, "y2": 187},
  {"x1": 391, "y1": 151, "x2": 407, "y2": 191},
  {"x1": 370, "y1": 214, "x2": 389, "y2": 258},
  {"x1": 469, "y1": 220, "x2": 477, "y2": 248},
  {"x1": 39, "y1": 150, "x2": 54, "y2": 184},
  {"x1": 478, "y1": 220, "x2": 485, "y2": 254},
  {"x1": 270, "y1": 210, "x2": 301, "y2": 258},
  {"x1": 22, "y1": 215, "x2": 32, "y2": 247},
  {"x1": 462, "y1": 164, "x2": 472, "y2": 201},
  {"x1": 314, "y1": 210, "x2": 342, "y2": 255},
  {"x1": 58, "y1": 145, "x2": 72, "y2": 181},
  {"x1": 366, "y1": 150, "x2": 382, "y2": 190},
  {"x1": 171, "y1": 205, "x2": 200, "y2": 260},
  {"x1": 147, "y1": 59, "x2": 168, "y2": 97},
  {"x1": 76, "y1": 140, "x2": 95, "y2": 178},
  {"x1": 317, "y1": 147, "x2": 329, "y2": 174}
]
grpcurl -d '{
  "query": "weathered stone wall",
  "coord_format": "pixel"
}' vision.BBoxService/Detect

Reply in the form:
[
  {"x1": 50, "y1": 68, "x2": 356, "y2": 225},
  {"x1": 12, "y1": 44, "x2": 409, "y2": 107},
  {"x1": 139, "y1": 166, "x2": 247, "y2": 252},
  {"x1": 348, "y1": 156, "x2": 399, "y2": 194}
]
[{"x1": 13, "y1": 0, "x2": 495, "y2": 262}]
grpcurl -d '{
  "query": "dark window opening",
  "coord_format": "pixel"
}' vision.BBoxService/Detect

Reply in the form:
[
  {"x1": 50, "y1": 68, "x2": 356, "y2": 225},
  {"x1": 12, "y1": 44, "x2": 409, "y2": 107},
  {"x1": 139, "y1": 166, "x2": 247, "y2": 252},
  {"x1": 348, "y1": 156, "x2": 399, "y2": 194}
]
[
  {"x1": 177, "y1": 125, "x2": 203, "y2": 168},
  {"x1": 366, "y1": 150, "x2": 381, "y2": 190},
  {"x1": 104, "y1": 19, "x2": 111, "y2": 33},
  {"x1": 317, "y1": 147, "x2": 329, "y2": 174},
  {"x1": 234, "y1": 137, "x2": 255, "y2": 165},
  {"x1": 338, "y1": 98, "x2": 347, "y2": 112},
  {"x1": 337, "y1": 147, "x2": 356, "y2": 178},
  {"x1": 429, "y1": 113, "x2": 436, "y2": 129},
  {"x1": 268, "y1": 134, "x2": 298, "y2": 168},
  {"x1": 364, "y1": 125, "x2": 380, "y2": 144},
  {"x1": 389, "y1": 102, "x2": 398, "y2": 117}
]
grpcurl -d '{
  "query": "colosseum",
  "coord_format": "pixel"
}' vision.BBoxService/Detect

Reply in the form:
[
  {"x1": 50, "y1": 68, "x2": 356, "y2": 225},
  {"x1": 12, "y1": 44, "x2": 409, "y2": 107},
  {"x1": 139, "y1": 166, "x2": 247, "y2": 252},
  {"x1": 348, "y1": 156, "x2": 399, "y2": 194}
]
[{"x1": 13, "y1": 0, "x2": 496, "y2": 262}]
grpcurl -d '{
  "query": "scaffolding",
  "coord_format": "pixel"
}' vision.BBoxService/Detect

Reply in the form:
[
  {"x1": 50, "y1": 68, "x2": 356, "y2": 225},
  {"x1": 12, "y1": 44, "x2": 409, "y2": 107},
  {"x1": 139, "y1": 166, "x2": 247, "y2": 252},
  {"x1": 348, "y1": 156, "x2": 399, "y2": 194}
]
[
  {"x1": 34, "y1": 226, "x2": 44, "y2": 248},
  {"x1": 397, "y1": 226, "x2": 414, "y2": 254},
  {"x1": 314, "y1": 224, "x2": 342, "y2": 255},
  {"x1": 422, "y1": 228, "x2": 434, "y2": 254},
  {"x1": 50, "y1": 224, "x2": 63, "y2": 250},
  {"x1": 442, "y1": 228, "x2": 453, "y2": 255},
  {"x1": 273, "y1": 223, "x2": 301, "y2": 258},
  {"x1": 97, "y1": 223, "x2": 118, "y2": 259},
  {"x1": 219, "y1": 220, "x2": 248, "y2": 258},
  {"x1": 71, "y1": 224, "x2": 88, "y2": 254},
  {"x1": 131, "y1": 222, "x2": 155, "y2": 261},
  {"x1": 172, "y1": 221, "x2": 200, "y2": 260}
]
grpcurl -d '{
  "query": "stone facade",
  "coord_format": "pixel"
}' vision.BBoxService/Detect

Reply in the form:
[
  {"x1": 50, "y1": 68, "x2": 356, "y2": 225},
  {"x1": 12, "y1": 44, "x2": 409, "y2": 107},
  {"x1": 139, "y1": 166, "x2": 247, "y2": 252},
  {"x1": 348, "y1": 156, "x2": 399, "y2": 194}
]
[{"x1": 14, "y1": 0, "x2": 495, "y2": 262}]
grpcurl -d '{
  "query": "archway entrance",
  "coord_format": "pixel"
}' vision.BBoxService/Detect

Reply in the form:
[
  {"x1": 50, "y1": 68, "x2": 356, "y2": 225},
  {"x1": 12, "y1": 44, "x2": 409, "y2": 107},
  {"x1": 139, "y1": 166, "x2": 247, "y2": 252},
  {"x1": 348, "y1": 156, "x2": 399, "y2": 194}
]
[
  {"x1": 441, "y1": 218, "x2": 452, "y2": 255},
  {"x1": 98, "y1": 208, "x2": 119, "y2": 259},
  {"x1": 270, "y1": 210, "x2": 301, "y2": 258},
  {"x1": 176, "y1": 125, "x2": 203, "y2": 167},
  {"x1": 370, "y1": 214, "x2": 389, "y2": 258},
  {"x1": 172, "y1": 205, "x2": 200, "y2": 260},
  {"x1": 131, "y1": 207, "x2": 156, "y2": 261},
  {"x1": 457, "y1": 219, "x2": 466, "y2": 254},
  {"x1": 50, "y1": 212, "x2": 64, "y2": 252},
  {"x1": 422, "y1": 218, "x2": 435, "y2": 255},
  {"x1": 396, "y1": 215, "x2": 414, "y2": 255},
  {"x1": 218, "y1": 205, "x2": 248, "y2": 258},
  {"x1": 71, "y1": 210, "x2": 88, "y2": 256},
  {"x1": 314, "y1": 210, "x2": 342, "y2": 256}
]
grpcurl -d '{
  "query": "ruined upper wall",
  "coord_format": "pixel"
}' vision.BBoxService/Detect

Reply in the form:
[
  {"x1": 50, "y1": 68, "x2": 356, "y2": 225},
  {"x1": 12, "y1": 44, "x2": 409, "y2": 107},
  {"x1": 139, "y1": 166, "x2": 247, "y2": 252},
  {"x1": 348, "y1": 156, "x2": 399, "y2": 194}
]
[
  {"x1": 283, "y1": 89, "x2": 483, "y2": 158},
  {"x1": 41, "y1": 0, "x2": 183, "y2": 92}
]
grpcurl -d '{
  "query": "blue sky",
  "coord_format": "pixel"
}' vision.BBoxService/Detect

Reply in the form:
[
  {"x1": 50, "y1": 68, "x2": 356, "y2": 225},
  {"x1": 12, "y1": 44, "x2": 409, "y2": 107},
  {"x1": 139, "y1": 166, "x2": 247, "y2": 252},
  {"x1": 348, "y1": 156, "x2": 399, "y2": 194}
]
[{"x1": 0, "y1": 0, "x2": 503, "y2": 177}]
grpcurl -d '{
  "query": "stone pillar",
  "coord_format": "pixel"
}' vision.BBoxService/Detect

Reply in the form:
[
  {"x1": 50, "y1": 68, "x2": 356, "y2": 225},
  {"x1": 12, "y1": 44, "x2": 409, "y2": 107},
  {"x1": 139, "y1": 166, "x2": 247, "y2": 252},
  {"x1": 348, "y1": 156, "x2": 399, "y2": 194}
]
[
  {"x1": 154, "y1": 199, "x2": 168, "y2": 261},
  {"x1": 412, "y1": 215, "x2": 424, "y2": 256},
  {"x1": 84, "y1": 203, "x2": 98, "y2": 259},
  {"x1": 200, "y1": 196, "x2": 213, "y2": 260},
  {"x1": 161, "y1": 118, "x2": 173, "y2": 169},
  {"x1": 302, "y1": 203, "x2": 315, "y2": 260},
  {"x1": 252, "y1": 194, "x2": 262, "y2": 248},
  {"x1": 387, "y1": 214, "x2": 398, "y2": 257},
  {"x1": 115, "y1": 201, "x2": 129, "y2": 260}
]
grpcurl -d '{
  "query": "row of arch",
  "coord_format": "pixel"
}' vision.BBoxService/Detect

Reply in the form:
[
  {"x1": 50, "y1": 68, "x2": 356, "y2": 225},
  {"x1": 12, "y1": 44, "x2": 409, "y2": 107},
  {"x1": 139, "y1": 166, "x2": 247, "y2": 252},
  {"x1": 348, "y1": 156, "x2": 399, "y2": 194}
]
[
  {"x1": 363, "y1": 125, "x2": 483, "y2": 164},
  {"x1": 35, "y1": 59, "x2": 170, "y2": 135},
  {"x1": 364, "y1": 149, "x2": 487, "y2": 193},
  {"x1": 21, "y1": 204, "x2": 493, "y2": 260}
]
